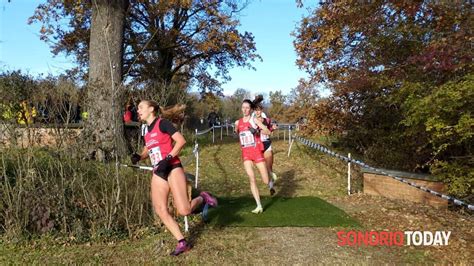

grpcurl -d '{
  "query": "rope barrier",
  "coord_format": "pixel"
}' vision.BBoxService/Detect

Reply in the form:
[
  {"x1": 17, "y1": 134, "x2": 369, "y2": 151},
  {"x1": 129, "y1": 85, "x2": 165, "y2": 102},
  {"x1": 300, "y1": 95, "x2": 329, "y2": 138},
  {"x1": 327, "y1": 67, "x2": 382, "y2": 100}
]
[
  {"x1": 195, "y1": 127, "x2": 214, "y2": 135},
  {"x1": 294, "y1": 136, "x2": 474, "y2": 211},
  {"x1": 277, "y1": 124, "x2": 295, "y2": 128},
  {"x1": 180, "y1": 142, "x2": 199, "y2": 167},
  {"x1": 192, "y1": 123, "x2": 236, "y2": 186},
  {"x1": 195, "y1": 124, "x2": 235, "y2": 136}
]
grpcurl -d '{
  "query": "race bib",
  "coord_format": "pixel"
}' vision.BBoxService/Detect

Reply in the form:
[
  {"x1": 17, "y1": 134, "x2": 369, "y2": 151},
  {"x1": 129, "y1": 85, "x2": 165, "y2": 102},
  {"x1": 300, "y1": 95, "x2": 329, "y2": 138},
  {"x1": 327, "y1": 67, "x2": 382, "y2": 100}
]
[
  {"x1": 261, "y1": 133, "x2": 269, "y2": 142},
  {"x1": 148, "y1": 146, "x2": 162, "y2": 166},
  {"x1": 239, "y1": 131, "x2": 255, "y2": 147}
]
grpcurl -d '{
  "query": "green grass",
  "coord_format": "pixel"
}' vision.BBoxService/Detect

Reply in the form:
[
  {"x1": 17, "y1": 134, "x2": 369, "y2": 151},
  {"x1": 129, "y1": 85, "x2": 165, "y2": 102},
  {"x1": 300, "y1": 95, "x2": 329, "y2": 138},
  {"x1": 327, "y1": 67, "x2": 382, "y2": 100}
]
[
  {"x1": 207, "y1": 196, "x2": 359, "y2": 228},
  {"x1": 1, "y1": 136, "x2": 442, "y2": 264}
]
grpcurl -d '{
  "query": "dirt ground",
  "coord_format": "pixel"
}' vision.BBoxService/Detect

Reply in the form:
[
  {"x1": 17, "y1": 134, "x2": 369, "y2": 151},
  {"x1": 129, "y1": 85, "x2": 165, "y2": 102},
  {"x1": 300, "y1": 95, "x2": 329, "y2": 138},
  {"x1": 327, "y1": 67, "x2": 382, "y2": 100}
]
[{"x1": 1, "y1": 138, "x2": 472, "y2": 264}]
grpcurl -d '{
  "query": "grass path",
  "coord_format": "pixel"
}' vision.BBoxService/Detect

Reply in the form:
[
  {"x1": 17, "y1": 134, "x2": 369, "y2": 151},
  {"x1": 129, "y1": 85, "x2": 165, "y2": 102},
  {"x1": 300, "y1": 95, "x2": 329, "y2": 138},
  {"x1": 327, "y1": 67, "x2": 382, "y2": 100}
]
[{"x1": 1, "y1": 136, "x2": 472, "y2": 264}]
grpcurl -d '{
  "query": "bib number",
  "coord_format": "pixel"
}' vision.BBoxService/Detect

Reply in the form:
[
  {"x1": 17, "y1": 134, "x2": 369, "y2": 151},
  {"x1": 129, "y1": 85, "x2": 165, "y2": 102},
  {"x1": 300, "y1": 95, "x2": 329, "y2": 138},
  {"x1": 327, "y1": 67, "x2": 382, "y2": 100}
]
[
  {"x1": 149, "y1": 147, "x2": 162, "y2": 166},
  {"x1": 239, "y1": 131, "x2": 255, "y2": 147},
  {"x1": 261, "y1": 133, "x2": 269, "y2": 142}
]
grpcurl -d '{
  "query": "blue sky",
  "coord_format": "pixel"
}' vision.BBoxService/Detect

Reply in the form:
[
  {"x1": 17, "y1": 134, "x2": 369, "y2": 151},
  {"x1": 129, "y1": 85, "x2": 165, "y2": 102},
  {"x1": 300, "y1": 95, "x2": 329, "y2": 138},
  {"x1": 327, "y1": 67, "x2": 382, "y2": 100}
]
[
  {"x1": 0, "y1": 0, "x2": 75, "y2": 75},
  {"x1": 0, "y1": 0, "x2": 316, "y2": 96},
  {"x1": 220, "y1": 0, "x2": 315, "y2": 95}
]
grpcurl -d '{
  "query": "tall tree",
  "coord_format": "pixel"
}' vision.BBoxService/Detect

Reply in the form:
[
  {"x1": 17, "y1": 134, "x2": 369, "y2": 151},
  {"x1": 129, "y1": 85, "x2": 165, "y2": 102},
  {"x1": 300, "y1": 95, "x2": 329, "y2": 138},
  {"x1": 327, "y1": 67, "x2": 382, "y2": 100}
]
[
  {"x1": 268, "y1": 90, "x2": 287, "y2": 121},
  {"x1": 42, "y1": 0, "x2": 128, "y2": 160},
  {"x1": 219, "y1": 88, "x2": 251, "y2": 122},
  {"x1": 232, "y1": 88, "x2": 251, "y2": 102},
  {"x1": 91, "y1": 0, "x2": 127, "y2": 160},
  {"x1": 286, "y1": 78, "x2": 319, "y2": 122},
  {"x1": 29, "y1": 0, "x2": 259, "y2": 94}
]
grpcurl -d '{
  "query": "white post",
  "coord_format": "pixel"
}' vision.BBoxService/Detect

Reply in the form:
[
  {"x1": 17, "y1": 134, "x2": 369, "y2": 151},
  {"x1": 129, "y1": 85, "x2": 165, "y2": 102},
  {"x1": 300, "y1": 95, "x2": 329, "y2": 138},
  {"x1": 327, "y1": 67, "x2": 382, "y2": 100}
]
[
  {"x1": 195, "y1": 147, "x2": 199, "y2": 189},
  {"x1": 226, "y1": 121, "x2": 229, "y2": 136},
  {"x1": 283, "y1": 127, "x2": 286, "y2": 141},
  {"x1": 212, "y1": 126, "x2": 215, "y2": 143},
  {"x1": 184, "y1": 216, "x2": 189, "y2": 232},
  {"x1": 287, "y1": 139, "x2": 294, "y2": 157},
  {"x1": 220, "y1": 125, "x2": 223, "y2": 140},
  {"x1": 288, "y1": 127, "x2": 291, "y2": 145},
  {"x1": 195, "y1": 128, "x2": 198, "y2": 146},
  {"x1": 347, "y1": 153, "x2": 351, "y2": 195}
]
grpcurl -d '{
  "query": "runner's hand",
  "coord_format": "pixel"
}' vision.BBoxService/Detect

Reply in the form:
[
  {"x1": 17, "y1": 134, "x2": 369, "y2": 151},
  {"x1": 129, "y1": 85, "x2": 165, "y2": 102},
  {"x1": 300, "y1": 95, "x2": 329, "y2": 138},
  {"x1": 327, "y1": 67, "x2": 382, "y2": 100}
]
[
  {"x1": 131, "y1": 153, "x2": 141, "y2": 164},
  {"x1": 248, "y1": 127, "x2": 258, "y2": 134},
  {"x1": 154, "y1": 154, "x2": 173, "y2": 173}
]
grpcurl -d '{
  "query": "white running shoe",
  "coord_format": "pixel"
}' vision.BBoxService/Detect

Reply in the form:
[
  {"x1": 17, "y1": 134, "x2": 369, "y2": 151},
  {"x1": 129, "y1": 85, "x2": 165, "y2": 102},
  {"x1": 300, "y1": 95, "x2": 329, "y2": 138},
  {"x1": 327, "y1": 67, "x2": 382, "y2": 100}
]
[
  {"x1": 251, "y1": 206, "x2": 263, "y2": 214},
  {"x1": 271, "y1": 172, "x2": 278, "y2": 182}
]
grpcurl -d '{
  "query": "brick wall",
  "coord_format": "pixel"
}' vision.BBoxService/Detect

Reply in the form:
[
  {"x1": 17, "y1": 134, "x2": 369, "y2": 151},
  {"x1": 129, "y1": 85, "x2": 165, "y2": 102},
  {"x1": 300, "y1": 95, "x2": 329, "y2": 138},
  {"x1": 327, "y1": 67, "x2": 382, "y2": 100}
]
[
  {"x1": 0, "y1": 125, "x2": 81, "y2": 148},
  {"x1": 363, "y1": 173, "x2": 447, "y2": 208}
]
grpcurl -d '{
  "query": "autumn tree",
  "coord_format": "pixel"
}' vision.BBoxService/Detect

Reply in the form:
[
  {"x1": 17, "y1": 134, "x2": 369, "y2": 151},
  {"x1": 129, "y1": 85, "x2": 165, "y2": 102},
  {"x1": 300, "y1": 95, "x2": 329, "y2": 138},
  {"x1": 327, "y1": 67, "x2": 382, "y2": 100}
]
[
  {"x1": 268, "y1": 90, "x2": 287, "y2": 122},
  {"x1": 30, "y1": 0, "x2": 259, "y2": 93},
  {"x1": 220, "y1": 88, "x2": 251, "y2": 122},
  {"x1": 294, "y1": 1, "x2": 473, "y2": 198},
  {"x1": 87, "y1": 0, "x2": 128, "y2": 160},
  {"x1": 286, "y1": 79, "x2": 319, "y2": 123},
  {"x1": 28, "y1": 0, "x2": 128, "y2": 160},
  {"x1": 30, "y1": 0, "x2": 259, "y2": 159}
]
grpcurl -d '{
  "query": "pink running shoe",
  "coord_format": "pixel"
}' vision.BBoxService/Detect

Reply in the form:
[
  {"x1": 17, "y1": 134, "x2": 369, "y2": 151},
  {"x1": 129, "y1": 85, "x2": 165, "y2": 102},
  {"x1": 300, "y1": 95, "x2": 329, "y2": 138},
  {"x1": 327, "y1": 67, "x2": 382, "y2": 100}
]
[
  {"x1": 200, "y1": 191, "x2": 218, "y2": 207},
  {"x1": 170, "y1": 240, "x2": 192, "y2": 256}
]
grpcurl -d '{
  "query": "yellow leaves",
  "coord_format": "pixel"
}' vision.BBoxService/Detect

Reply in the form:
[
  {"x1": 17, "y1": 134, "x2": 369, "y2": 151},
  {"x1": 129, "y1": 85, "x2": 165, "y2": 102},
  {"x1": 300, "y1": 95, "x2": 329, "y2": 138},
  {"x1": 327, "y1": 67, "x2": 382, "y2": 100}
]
[
  {"x1": 227, "y1": 31, "x2": 239, "y2": 43},
  {"x1": 181, "y1": 0, "x2": 192, "y2": 9}
]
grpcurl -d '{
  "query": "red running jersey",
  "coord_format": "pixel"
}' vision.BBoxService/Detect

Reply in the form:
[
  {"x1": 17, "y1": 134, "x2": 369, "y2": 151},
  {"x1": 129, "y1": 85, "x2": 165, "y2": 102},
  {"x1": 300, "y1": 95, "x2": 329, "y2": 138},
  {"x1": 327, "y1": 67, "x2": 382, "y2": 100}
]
[
  {"x1": 237, "y1": 118, "x2": 265, "y2": 163},
  {"x1": 143, "y1": 118, "x2": 180, "y2": 166}
]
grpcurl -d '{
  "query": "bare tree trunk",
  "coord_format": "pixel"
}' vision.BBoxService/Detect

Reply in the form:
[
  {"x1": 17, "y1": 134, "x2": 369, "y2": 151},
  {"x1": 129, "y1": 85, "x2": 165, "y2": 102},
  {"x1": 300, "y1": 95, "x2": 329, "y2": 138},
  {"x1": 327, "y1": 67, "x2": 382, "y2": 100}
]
[{"x1": 85, "y1": 0, "x2": 128, "y2": 161}]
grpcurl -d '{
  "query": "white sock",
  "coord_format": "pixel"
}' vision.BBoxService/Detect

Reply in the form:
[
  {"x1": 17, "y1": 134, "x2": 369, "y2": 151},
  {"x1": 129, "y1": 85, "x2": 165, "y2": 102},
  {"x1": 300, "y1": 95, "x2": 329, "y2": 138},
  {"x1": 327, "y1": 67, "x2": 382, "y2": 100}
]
[
  {"x1": 268, "y1": 179, "x2": 274, "y2": 189},
  {"x1": 255, "y1": 199, "x2": 262, "y2": 208}
]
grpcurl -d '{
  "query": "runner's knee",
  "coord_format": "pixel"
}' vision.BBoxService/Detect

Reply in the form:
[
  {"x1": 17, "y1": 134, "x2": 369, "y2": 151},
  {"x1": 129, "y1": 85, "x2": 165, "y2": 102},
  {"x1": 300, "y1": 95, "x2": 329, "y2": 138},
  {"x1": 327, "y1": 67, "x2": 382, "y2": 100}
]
[
  {"x1": 177, "y1": 206, "x2": 191, "y2": 216},
  {"x1": 154, "y1": 204, "x2": 169, "y2": 217}
]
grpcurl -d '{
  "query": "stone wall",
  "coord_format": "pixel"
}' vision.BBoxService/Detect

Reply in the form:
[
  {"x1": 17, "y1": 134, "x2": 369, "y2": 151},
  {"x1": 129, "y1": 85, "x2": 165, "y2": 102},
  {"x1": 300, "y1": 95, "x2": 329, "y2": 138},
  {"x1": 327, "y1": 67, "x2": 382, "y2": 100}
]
[
  {"x1": 363, "y1": 169, "x2": 447, "y2": 208},
  {"x1": 0, "y1": 124, "x2": 82, "y2": 148}
]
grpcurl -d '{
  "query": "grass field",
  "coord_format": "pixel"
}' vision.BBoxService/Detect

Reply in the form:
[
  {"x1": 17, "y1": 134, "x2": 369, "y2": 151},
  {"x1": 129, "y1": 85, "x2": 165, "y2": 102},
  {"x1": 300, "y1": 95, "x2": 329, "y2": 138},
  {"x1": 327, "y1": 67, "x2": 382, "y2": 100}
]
[
  {"x1": 1, "y1": 134, "x2": 472, "y2": 264},
  {"x1": 207, "y1": 196, "x2": 359, "y2": 228}
]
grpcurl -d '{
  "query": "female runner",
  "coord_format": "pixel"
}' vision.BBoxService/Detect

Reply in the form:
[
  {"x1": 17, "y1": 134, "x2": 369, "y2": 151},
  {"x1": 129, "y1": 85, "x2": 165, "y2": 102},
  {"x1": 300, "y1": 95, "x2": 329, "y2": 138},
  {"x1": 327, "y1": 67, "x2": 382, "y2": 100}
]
[
  {"x1": 131, "y1": 100, "x2": 217, "y2": 256},
  {"x1": 234, "y1": 98, "x2": 275, "y2": 214}
]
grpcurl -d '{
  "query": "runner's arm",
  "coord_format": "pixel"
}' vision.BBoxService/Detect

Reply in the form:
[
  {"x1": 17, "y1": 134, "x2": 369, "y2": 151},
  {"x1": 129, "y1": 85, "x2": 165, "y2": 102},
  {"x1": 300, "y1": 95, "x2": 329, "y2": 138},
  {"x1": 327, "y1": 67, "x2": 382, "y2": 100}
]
[
  {"x1": 169, "y1": 132, "x2": 186, "y2": 158},
  {"x1": 159, "y1": 119, "x2": 185, "y2": 158},
  {"x1": 266, "y1": 118, "x2": 277, "y2": 131},
  {"x1": 138, "y1": 146, "x2": 149, "y2": 160},
  {"x1": 254, "y1": 118, "x2": 271, "y2": 135}
]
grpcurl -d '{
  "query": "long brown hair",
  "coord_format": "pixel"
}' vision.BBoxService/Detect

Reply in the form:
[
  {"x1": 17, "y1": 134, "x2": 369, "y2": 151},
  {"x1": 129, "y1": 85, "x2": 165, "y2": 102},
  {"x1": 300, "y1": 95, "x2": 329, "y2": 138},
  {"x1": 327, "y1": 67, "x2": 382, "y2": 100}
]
[
  {"x1": 141, "y1": 100, "x2": 160, "y2": 115},
  {"x1": 253, "y1": 94, "x2": 264, "y2": 110}
]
